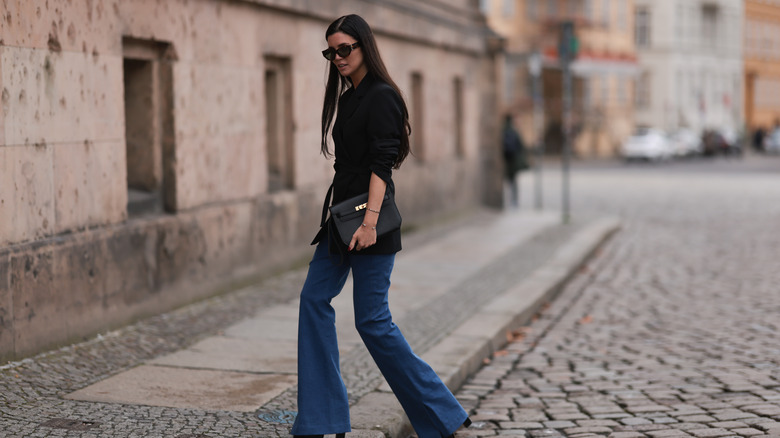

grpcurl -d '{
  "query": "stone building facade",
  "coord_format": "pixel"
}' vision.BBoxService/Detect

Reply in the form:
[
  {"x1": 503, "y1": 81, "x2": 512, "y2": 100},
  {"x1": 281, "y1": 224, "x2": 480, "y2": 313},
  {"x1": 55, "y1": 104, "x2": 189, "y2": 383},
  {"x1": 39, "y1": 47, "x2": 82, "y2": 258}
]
[{"x1": 0, "y1": 0, "x2": 501, "y2": 360}]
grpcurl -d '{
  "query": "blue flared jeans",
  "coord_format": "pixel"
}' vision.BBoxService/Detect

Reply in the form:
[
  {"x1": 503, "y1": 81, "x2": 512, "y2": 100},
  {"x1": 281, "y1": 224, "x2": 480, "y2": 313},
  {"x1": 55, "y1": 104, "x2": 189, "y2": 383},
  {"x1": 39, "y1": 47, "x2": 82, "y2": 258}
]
[{"x1": 290, "y1": 243, "x2": 468, "y2": 437}]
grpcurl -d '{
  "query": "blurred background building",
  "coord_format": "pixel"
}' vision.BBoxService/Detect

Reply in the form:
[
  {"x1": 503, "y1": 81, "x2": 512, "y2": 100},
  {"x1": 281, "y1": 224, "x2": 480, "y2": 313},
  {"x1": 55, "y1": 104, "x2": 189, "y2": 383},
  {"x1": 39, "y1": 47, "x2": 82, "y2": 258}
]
[
  {"x1": 0, "y1": 0, "x2": 502, "y2": 360},
  {"x1": 744, "y1": 0, "x2": 780, "y2": 131},
  {"x1": 633, "y1": 0, "x2": 744, "y2": 140},
  {"x1": 481, "y1": 0, "x2": 639, "y2": 157}
]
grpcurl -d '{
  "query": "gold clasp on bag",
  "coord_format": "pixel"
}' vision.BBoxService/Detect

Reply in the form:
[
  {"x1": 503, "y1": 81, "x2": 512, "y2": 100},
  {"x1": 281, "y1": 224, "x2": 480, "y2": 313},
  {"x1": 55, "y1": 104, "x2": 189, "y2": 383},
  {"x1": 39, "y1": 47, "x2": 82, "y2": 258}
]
[{"x1": 355, "y1": 203, "x2": 367, "y2": 212}]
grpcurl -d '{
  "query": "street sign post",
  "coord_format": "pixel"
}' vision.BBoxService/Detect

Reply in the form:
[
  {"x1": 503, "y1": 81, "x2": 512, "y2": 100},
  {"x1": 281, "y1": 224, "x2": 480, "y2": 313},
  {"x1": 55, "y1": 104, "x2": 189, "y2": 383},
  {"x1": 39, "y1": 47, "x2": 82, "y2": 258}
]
[
  {"x1": 529, "y1": 52, "x2": 544, "y2": 211},
  {"x1": 559, "y1": 21, "x2": 577, "y2": 225}
]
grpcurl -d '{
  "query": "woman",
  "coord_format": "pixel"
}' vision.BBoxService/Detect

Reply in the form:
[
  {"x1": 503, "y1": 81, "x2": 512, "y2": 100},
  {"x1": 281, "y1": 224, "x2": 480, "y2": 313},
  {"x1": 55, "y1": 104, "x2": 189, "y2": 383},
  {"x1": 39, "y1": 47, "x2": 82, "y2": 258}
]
[{"x1": 291, "y1": 14, "x2": 471, "y2": 438}]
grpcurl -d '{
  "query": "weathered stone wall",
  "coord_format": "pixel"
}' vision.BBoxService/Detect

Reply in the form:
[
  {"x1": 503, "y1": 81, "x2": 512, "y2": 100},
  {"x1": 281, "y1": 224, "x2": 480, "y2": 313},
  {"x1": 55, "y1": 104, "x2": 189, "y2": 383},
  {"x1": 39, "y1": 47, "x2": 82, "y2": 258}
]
[{"x1": 0, "y1": 0, "x2": 497, "y2": 360}]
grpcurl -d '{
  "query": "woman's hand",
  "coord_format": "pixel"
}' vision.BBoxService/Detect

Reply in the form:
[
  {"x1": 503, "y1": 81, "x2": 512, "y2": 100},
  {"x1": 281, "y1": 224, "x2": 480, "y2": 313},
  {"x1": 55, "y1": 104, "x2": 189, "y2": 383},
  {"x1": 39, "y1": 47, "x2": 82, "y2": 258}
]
[
  {"x1": 349, "y1": 223, "x2": 377, "y2": 251},
  {"x1": 348, "y1": 172, "x2": 386, "y2": 251}
]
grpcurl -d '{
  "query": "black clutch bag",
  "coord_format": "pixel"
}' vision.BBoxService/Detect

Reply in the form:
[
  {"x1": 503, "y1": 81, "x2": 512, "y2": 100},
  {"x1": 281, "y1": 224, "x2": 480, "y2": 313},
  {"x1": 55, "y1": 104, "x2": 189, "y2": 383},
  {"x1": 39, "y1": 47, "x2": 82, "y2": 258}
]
[{"x1": 329, "y1": 191, "x2": 402, "y2": 246}]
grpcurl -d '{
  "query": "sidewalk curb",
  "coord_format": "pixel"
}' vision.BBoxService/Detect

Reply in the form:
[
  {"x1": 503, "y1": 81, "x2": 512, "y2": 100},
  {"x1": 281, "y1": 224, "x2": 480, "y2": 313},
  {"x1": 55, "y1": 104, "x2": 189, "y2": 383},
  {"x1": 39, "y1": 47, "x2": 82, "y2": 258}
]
[{"x1": 349, "y1": 216, "x2": 622, "y2": 438}]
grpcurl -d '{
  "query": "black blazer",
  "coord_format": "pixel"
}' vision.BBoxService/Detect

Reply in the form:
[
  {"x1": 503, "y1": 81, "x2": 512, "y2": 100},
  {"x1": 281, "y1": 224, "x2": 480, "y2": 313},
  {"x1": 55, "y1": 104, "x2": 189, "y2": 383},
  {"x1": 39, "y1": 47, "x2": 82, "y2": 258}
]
[{"x1": 312, "y1": 74, "x2": 403, "y2": 255}]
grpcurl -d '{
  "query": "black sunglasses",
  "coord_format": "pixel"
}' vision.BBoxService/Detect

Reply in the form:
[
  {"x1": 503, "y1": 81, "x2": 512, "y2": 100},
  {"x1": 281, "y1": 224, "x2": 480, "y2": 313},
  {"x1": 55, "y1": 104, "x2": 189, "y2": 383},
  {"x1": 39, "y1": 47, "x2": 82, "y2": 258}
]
[{"x1": 322, "y1": 42, "x2": 360, "y2": 61}]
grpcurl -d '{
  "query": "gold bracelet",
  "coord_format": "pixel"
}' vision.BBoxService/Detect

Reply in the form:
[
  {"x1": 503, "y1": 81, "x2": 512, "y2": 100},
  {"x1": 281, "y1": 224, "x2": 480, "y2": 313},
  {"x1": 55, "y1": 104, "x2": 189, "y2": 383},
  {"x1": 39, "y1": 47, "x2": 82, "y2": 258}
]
[{"x1": 367, "y1": 207, "x2": 380, "y2": 214}]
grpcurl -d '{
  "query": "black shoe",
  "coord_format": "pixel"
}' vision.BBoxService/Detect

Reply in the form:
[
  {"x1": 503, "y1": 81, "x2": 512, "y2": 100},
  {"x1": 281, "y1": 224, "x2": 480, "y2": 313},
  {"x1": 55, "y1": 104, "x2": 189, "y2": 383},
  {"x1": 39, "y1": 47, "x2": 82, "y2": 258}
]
[{"x1": 445, "y1": 418, "x2": 472, "y2": 438}]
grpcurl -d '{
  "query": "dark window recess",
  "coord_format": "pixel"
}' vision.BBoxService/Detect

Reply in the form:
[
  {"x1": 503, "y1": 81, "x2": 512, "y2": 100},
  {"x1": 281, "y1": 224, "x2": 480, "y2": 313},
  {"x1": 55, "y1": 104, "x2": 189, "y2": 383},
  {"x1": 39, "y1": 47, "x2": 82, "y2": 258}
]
[
  {"x1": 123, "y1": 37, "x2": 177, "y2": 217},
  {"x1": 453, "y1": 77, "x2": 465, "y2": 158},
  {"x1": 411, "y1": 72, "x2": 425, "y2": 161},
  {"x1": 265, "y1": 56, "x2": 294, "y2": 193}
]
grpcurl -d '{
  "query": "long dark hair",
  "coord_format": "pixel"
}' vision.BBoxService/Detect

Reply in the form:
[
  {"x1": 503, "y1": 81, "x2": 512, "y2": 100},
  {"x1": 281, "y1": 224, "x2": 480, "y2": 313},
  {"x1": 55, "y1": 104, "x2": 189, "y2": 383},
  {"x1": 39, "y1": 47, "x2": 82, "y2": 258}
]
[{"x1": 321, "y1": 14, "x2": 411, "y2": 169}]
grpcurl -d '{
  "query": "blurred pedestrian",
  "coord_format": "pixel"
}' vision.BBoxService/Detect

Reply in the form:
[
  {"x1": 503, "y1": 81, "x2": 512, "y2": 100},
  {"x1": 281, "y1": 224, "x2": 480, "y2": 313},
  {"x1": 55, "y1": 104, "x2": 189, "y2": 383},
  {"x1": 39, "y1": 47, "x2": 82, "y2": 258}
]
[
  {"x1": 753, "y1": 126, "x2": 765, "y2": 153},
  {"x1": 291, "y1": 14, "x2": 471, "y2": 438},
  {"x1": 502, "y1": 114, "x2": 529, "y2": 208}
]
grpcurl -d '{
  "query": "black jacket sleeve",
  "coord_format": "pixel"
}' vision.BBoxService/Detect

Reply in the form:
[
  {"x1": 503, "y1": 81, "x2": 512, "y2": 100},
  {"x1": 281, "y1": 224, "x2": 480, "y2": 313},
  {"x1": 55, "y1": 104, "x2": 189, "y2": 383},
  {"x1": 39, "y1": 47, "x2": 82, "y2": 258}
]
[{"x1": 365, "y1": 85, "x2": 403, "y2": 183}]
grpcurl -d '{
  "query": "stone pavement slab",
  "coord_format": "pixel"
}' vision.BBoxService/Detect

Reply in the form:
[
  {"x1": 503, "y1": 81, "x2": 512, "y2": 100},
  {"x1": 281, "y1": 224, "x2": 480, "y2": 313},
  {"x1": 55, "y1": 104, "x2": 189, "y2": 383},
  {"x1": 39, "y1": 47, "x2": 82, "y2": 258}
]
[
  {"x1": 65, "y1": 365, "x2": 297, "y2": 412},
  {"x1": 150, "y1": 336, "x2": 299, "y2": 373}
]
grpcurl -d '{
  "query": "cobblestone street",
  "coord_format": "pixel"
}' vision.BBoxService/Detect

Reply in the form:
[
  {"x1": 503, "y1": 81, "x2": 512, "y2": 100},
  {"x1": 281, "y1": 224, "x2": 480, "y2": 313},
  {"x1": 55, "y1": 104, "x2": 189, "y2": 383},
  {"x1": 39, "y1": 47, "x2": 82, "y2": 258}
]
[{"x1": 452, "y1": 156, "x2": 780, "y2": 438}]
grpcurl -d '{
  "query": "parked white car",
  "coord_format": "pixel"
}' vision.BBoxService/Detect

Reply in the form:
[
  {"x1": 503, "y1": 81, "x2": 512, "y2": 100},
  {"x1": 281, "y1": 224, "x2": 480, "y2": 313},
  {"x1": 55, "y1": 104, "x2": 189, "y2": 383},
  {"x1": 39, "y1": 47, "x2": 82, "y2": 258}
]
[
  {"x1": 621, "y1": 128, "x2": 674, "y2": 161},
  {"x1": 764, "y1": 128, "x2": 780, "y2": 154},
  {"x1": 669, "y1": 129, "x2": 703, "y2": 157}
]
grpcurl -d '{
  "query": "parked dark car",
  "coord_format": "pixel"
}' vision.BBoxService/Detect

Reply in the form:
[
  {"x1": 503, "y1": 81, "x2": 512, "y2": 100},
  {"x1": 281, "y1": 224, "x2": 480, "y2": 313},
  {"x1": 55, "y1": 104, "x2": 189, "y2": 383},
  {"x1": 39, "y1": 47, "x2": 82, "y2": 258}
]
[{"x1": 701, "y1": 129, "x2": 741, "y2": 156}]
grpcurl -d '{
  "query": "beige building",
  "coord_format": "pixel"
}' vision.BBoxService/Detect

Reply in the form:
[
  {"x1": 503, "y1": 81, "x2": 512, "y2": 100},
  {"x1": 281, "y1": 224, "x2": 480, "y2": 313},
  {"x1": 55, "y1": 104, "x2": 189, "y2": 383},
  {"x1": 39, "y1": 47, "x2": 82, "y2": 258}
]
[
  {"x1": 0, "y1": 0, "x2": 501, "y2": 360},
  {"x1": 482, "y1": 0, "x2": 638, "y2": 157},
  {"x1": 633, "y1": 0, "x2": 743, "y2": 139},
  {"x1": 745, "y1": 0, "x2": 780, "y2": 132}
]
